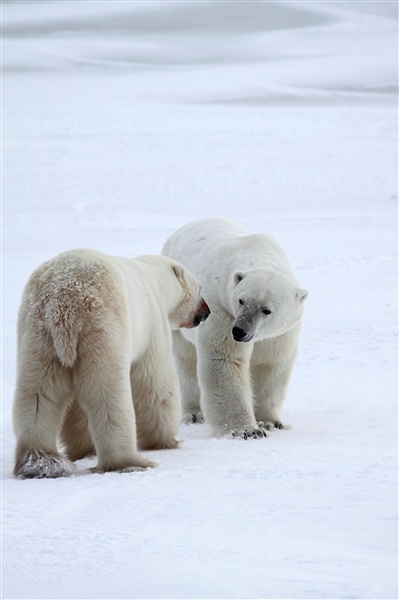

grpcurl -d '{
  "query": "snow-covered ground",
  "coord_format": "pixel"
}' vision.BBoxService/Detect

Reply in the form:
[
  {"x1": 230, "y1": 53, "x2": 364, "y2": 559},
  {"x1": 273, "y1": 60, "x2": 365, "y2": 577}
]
[{"x1": 1, "y1": 2, "x2": 397, "y2": 599}]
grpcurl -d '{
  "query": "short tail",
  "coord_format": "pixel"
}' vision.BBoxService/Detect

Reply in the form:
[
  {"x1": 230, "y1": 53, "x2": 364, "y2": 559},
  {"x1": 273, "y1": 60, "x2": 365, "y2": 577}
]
[{"x1": 44, "y1": 295, "x2": 84, "y2": 368}]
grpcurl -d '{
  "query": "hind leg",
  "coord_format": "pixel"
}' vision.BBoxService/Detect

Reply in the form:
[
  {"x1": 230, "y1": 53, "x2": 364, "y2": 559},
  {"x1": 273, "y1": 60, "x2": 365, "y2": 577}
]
[
  {"x1": 75, "y1": 331, "x2": 155, "y2": 473},
  {"x1": 132, "y1": 343, "x2": 182, "y2": 451},
  {"x1": 172, "y1": 330, "x2": 203, "y2": 424},
  {"x1": 13, "y1": 343, "x2": 74, "y2": 478},
  {"x1": 60, "y1": 399, "x2": 95, "y2": 461}
]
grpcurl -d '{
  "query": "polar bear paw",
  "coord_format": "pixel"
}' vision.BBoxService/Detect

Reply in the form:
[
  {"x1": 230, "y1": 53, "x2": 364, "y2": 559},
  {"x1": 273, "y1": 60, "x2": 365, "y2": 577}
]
[
  {"x1": 116, "y1": 463, "x2": 157, "y2": 474},
  {"x1": 183, "y1": 410, "x2": 204, "y2": 424},
  {"x1": 90, "y1": 458, "x2": 157, "y2": 474},
  {"x1": 258, "y1": 420, "x2": 292, "y2": 430},
  {"x1": 231, "y1": 427, "x2": 268, "y2": 440},
  {"x1": 14, "y1": 449, "x2": 75, "y2": 479}
]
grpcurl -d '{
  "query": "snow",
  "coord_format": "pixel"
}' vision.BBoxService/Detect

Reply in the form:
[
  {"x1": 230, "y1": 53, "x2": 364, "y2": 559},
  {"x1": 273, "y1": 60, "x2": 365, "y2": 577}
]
[{"x1": 1, "y1": 1, "x2": 397, "y2": 599}]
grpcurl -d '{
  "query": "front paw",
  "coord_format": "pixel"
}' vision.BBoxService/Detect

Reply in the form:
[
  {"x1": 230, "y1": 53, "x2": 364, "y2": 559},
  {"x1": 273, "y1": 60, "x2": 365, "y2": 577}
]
[
  {"x1": 182, "y1": 410, "x2": 204, "y2": 424},
  {"x1": 230, "y1": 427, "x2": 268, "y2": 440},
  {"x1": 258, "y1": 420, "x2": 291, "y2": 430}
]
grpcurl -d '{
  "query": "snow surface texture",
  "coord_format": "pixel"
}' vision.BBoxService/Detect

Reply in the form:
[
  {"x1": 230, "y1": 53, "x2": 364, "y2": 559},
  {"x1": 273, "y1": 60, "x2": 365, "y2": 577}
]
[{"x1": 1, "y1": 2, "x2": 397, "y2": 599}]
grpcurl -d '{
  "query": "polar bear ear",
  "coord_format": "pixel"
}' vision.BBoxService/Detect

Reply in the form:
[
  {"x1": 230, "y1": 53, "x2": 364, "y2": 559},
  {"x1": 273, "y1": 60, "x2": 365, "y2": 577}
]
[
  {"x1": 172, "y1": 264, "x2": 185, "y2": 285},
  {"x1": 296, "y1": 288, "x2": 308, "y2": 303},
  {"x1": 233, "y1": 271, "x2": 245, "y2": 286}
]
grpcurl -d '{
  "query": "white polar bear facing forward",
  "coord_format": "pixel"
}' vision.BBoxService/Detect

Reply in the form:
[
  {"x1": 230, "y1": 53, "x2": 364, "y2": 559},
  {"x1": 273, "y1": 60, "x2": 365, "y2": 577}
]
[
  {"x1": 162, "y1": 218, "x2": 308, "y2": 439},
  {"x1": 13, "y1": 249, "x2": 210, "y2": 478}
]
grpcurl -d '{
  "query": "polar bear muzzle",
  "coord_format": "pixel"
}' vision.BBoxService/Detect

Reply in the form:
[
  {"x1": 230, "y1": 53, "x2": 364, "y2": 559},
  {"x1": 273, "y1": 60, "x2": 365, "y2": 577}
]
[
  {"x1": 181, "y1": 298, "x2": 210, "y2": 329},
  {"x1": 232, "y1": 310, "x2": 257, "y2": 342},
  {"x1": 192, "y1": 299, "x2": 211, "y2": 327},
  {"x1": 232, "y1": 326, "x2": 254, "y2": 343}
]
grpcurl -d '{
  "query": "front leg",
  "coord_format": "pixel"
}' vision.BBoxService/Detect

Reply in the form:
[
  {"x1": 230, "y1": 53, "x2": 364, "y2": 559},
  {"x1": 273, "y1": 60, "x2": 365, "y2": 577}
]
[
  {"x1": 172, "y1": 330, "x2": 203, "y2": 424},
  {"x1": 251, "y1": 337, "x2": 297, "y2": 429},
  {"x1": 196, "y1": 312, "x2": 267, "y2": 439}
]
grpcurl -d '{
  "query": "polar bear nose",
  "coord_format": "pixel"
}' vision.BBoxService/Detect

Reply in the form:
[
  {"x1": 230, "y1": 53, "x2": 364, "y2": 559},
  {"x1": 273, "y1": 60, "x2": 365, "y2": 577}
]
[
  {"x1": 193, "y1": 299, "x2": 210, "y2": 327},
  {"x1": 232, "y1": 326, "x2": 247, "y2": 341}
]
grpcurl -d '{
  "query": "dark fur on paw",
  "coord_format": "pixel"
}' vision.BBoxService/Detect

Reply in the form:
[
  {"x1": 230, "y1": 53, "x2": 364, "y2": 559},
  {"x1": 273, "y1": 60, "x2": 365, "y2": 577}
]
[
  {"x1": 231, "y1": 427, "x2": 268, "y2": 440},
  {"x1": 258, "y1": 420, "x2": 287, "y2": 430}
]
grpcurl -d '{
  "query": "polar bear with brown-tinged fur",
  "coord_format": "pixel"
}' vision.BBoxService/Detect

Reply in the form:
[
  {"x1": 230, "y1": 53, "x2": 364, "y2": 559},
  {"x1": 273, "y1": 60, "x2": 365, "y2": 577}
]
[
  {"x1": 162, "y1": 218, "x2": 308, "y2": 439},
  {"x1": 13, "y1": 249, "x2": 210, "y2": 478}
]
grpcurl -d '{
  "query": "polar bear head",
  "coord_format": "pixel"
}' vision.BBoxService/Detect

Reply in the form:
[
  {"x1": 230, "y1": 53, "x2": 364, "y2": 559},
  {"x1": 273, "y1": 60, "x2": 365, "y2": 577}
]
[
  {"x1": 230, "y1": 268, "x2": 307, "y2": 342},
  {"x1": 137, "y1": 255, "x2": 210, "y2": 330},
  {"x1": 167, "y1": 261, "x2": 210, "y2": 330}
]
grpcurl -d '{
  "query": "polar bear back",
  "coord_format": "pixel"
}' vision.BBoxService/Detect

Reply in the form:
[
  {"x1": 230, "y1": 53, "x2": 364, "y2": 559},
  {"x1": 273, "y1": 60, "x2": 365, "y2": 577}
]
[
  {"x1": 20, "y1": 249, "x2": 196, "y2": 367},
  {"x1": 162, "y1": 217, "x2": 298, "y2": 295}
]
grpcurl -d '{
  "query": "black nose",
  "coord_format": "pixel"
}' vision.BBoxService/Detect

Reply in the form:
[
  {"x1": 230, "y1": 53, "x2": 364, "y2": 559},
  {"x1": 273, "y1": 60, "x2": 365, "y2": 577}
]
[
  {"x1": 232, "y1": 326, "x2": 247, "y2": 341},
  {"x1": 193, "y1": 304, "x2": 210, "y2": 327}
]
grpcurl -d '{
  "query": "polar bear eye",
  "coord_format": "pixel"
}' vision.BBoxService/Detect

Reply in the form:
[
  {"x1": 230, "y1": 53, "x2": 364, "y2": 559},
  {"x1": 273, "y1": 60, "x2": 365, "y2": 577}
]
[
  {"x1": 239, "y1": 298, "x2": 244, "y2": 305},
  {"x1": 262, "y1": 308, "x2": 271, "y2": 315}
]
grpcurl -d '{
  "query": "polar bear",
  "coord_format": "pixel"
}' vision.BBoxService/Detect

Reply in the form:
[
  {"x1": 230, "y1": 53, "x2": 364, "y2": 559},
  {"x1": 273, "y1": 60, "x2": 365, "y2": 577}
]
[
  {"x1": 13, "y1": 249, "x2": 210, "y2": 478},
  {"x1": 162, "y1": 218, "x2": 308, "y2": 439}
]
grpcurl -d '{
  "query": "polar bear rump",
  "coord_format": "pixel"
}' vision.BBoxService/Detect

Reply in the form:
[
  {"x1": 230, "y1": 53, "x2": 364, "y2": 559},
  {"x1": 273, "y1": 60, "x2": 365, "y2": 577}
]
[{"x1": 12, "y1": 249, "x2": 209, "y2": 478}]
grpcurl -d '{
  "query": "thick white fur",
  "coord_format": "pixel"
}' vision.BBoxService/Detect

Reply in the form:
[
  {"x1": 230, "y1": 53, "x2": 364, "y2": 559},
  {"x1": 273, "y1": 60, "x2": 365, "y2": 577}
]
[
  {"x1": 13, "y1": 249, "x2": 209, "y2": 478},
  {"x1": 162, "y1": 218, "x2": 308, "y2": 439}
]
